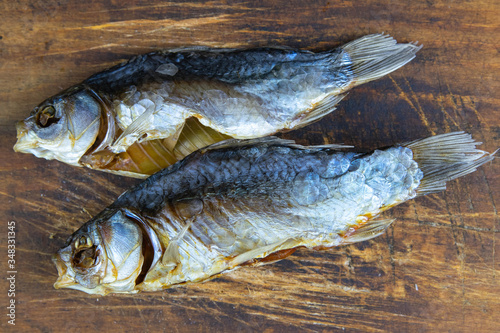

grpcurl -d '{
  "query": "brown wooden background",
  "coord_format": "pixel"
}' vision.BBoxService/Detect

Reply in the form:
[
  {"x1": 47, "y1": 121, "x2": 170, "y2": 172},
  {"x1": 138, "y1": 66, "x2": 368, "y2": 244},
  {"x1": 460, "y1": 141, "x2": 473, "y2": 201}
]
[{"x1": 1, "y1": 1, "x2": 498, "y2": 332}]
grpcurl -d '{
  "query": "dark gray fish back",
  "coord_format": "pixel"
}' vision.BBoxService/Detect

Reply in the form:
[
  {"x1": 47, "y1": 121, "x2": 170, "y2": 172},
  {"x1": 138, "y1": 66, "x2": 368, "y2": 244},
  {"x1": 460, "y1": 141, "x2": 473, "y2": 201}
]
[
  {"x1": 113, "y1": 141, "x2": 357, "y2": 213},
  {"x1": 84, "y1": 48, "x2": 343, "y2": 94}
]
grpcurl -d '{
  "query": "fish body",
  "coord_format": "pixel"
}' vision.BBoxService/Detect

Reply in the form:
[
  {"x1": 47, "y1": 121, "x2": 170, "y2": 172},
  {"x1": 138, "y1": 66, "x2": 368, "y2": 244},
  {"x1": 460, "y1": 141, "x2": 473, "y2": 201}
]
[
  {"x1": 15, "y1": 34, "x2": 420, "y2": 178},
  {"x1": 53, "y1": 132, "x2": 495, "y2": 295}
]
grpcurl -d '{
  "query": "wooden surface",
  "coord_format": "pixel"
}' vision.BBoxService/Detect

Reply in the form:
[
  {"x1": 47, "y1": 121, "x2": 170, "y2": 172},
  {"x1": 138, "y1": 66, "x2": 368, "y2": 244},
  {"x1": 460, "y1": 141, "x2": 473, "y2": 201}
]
[{"x1": 1, "y1": 1, "x2": 499, "y2": 332}]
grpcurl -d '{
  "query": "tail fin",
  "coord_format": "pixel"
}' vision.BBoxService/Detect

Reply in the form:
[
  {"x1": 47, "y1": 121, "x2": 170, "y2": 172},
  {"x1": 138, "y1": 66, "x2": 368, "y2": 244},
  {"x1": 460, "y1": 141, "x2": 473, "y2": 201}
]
[
  {"x1": 404, "y1": 132, "x2": 496, "y2": 196},
  {"x1": 342, "y1": 33, "x2": 422, "y2": 86}
]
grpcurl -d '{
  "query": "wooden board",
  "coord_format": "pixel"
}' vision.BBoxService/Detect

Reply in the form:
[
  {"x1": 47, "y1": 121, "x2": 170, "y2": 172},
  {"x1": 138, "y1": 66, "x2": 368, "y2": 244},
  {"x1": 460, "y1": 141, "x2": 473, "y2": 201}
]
[{"x1": 1, "y1": 0, "x2": 498, "y2": 331}]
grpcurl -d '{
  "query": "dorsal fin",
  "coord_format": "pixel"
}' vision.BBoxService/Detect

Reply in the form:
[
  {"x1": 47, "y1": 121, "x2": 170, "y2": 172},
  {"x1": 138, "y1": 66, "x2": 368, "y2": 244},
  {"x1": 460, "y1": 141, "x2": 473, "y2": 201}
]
[{"x1": 201, "y1": 136, "x2": 352, "y2": 152}]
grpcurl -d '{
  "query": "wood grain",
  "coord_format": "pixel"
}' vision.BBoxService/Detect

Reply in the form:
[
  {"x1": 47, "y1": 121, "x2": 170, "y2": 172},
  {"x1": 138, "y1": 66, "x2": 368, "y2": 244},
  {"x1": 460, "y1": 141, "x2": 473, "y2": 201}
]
[{"x1": 1, "y1": 0, "x2": 498, "y2": 332}]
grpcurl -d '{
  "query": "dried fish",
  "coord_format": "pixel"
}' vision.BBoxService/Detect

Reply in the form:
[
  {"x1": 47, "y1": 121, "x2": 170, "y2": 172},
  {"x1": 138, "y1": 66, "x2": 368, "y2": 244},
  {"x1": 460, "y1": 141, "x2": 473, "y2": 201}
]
[
  {"x1": 53, "y1": 132, "x2": 495, "y2": 295},
  {"x1": 15, "y1": 34, "x2": 420, "y2": 178}
]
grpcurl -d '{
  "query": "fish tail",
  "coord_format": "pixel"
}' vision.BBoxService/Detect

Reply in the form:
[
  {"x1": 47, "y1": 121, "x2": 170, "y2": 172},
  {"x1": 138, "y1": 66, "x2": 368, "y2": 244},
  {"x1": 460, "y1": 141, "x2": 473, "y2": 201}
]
[
  {"x1": 342, "y1": 33, "x2": 422, "y2": 86},
  {"x1": 404, "y1": 132, "x2": 496, "y2": 196}
]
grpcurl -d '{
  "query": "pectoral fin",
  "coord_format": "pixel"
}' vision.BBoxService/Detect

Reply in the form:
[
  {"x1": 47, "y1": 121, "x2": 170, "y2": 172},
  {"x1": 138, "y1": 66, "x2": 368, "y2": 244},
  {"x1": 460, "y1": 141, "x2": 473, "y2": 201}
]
[
  {"x1": 110, "y1": 105, "x2": 158, "y2": 153},
  {"x1": 161, "y1": 199, "x2": 203, "y2": 268},
  {"x1": 110, "y1": 102, "x2": 191, "y2": 154}
]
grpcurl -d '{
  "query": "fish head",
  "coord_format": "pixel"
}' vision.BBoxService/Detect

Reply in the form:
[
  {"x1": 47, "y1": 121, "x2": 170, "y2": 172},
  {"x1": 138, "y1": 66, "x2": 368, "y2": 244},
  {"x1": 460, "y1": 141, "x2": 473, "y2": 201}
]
[
  {"x1": 53, "y1": 209, "x2": 159, "y2": 295},
  {"x1": 14, "y1": 87, "x2": 102, "y2": 166}
]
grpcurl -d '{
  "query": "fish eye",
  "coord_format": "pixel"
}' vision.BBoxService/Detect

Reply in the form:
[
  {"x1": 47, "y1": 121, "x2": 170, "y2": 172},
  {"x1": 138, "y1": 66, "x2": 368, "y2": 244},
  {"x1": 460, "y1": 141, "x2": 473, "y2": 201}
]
[
  {"x1": 72, "y1": 245, "x2": 98, "y2": 270},
  {"x1": 36, "y1": 106, "x2": 60, "y2": 128}
]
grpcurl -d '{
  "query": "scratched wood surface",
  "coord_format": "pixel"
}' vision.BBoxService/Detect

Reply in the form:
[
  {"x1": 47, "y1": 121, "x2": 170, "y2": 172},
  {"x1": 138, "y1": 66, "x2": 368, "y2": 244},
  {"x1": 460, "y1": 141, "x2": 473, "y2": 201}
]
[{"x1": 0, "y1": 0, "x2": 499, "y2": 332}]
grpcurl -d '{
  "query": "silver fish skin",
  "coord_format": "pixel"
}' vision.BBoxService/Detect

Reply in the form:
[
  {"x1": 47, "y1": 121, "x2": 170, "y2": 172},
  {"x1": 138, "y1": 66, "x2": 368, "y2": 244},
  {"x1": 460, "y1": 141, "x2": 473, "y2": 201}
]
[
  {"x1": 53, "y1": 132, "x2": 495, "y2": 295},
  {"x1": 15, "y1": 34, "x2": 421, "y2": 177}
]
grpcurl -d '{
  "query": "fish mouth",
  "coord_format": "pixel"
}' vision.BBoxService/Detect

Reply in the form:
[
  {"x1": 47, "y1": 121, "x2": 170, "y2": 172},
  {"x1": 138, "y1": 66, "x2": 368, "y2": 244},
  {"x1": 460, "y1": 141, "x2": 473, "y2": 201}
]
[
  {"x1": 13, "y1": 123, "x2": 59, "y2": 162},
  {"x1": 13, "y1": 121, "x2": 36, "y2": 153},
  {"x1": 52, "y1": 252, "x2": 77, "y2": 289}
]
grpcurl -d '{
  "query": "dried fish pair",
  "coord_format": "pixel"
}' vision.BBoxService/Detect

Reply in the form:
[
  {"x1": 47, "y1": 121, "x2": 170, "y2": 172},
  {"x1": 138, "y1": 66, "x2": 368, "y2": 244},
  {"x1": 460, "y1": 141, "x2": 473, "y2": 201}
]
[{"x1": 13, "y1": 34, "x2": 496, "y2": 295}]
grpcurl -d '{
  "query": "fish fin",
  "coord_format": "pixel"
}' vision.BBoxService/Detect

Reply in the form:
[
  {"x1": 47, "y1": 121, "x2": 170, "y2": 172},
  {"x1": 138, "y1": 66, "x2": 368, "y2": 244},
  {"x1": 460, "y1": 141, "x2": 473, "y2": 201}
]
[
  {"x1": 162, "y1": 225, "x2": 191, "y2": 267},
  {"x1": 161, "y1": 215, "x2": 196, "y2": 268},
  {"x1": 202, "y1": 137, "x2": 297, "y2": 151},
  {"x1": 342, "y1": 219, "x2": 395, "y2": 245},
  {"x1": 164, "y1": 46, "x2": 239, "y2": 53},
  {"x1": 110, "y1": 105, "x2": 157, "y2": 153},
  {"x1": 290, "y1": 94, "x2": 347, "y2": 130},
  {"x1": 228, "y1": 237, "x2": 303, "y2": 268},
  {"x1": 161, "y1": 199, "x2": 202, "y2": 268},
  {"x1": 161, "y1": 243, "x2": 180, "y2": 271},
  {"x1": 201, "y1": 137, "x2": 352, "y2": 152},
  {"x1": 404, "y1": 132, "x2": 496, "y2": 196},
  {"x1": 110, "y1": 104, "x2": 190, "y2": 153},
  {"x1": 342, "y1": 33, "x2": 422, "y2": 86},
  {"x1": 241, "y1": 248, "x2": 299, "y2": 267},
  {"x1": 308, "y1": 143, "x2": 354, "y2": 149}
]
